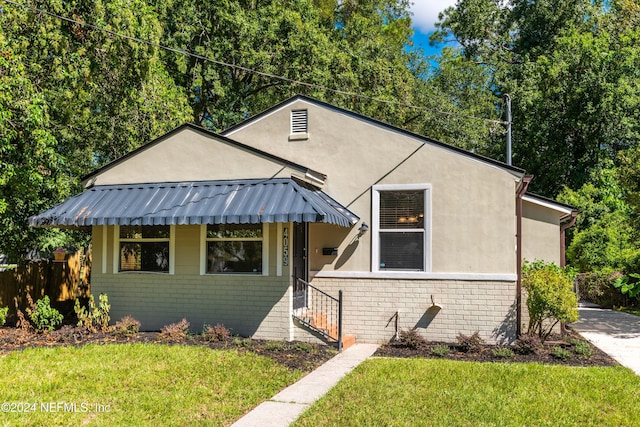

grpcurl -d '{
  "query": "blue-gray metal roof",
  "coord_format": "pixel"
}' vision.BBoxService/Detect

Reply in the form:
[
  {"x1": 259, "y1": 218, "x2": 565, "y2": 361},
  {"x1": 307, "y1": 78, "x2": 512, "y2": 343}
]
[{"x1": 29, "y1": 179, "x2": 359, "y2": 228}]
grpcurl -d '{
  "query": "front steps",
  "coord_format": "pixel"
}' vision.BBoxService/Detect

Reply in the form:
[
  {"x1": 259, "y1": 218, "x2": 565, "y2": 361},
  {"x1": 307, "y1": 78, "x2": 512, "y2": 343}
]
[{"x1": 295, "y1": 311, "x2": 356, "y2": 350}]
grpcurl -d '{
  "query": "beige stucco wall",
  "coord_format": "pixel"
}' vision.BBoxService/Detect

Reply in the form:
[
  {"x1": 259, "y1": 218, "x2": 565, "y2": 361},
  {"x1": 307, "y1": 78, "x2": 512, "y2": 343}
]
[
  {"x1": 91, "y1": 224, "x2": 293, "y2": 338},
  {"x1": 84, "y1": 127, "x2": 295, "y2": 187},
  {"x1": 226, "y1": 99, "x2": 521, "y2": 274},
  {"x1": 522, "y1": 200, "x2": 562, "y2": 265}
]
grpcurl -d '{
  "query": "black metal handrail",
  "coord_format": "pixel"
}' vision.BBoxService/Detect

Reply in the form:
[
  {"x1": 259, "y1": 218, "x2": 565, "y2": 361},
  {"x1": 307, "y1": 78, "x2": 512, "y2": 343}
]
[{"x1": 292, "y1": 278, "x2": 343, "y2": 350}]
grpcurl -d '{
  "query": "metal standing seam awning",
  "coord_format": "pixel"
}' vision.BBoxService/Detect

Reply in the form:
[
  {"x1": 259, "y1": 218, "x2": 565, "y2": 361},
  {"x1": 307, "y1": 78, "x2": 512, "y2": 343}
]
[{"x1": 28, "y1": 178, "x2": 360, "y2": 228}]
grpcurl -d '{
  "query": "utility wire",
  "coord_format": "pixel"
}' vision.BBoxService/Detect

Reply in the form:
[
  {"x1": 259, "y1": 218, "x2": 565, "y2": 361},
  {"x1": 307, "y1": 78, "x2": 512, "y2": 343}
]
[{"x1": 3, "y1": 0, "x2": 507, "y2": 125}]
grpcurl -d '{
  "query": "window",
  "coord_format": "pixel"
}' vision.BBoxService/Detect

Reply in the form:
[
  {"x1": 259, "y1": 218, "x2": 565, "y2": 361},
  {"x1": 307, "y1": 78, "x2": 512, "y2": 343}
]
[
  {"x1": 118, "y1": 225, "x2": 171, "y2": 273},
  {"x1": 373, "y1": 184, "x2": 430, "y2": 272},
  {"x1": 205, "y1": 224, "x2": 263, "y2": 274}
]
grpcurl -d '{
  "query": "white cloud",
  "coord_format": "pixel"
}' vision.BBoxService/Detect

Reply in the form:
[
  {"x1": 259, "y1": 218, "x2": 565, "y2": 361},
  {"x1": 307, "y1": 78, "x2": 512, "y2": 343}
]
[{"x1": 409, "y1": 0, "x2": 458, "y2": 33}]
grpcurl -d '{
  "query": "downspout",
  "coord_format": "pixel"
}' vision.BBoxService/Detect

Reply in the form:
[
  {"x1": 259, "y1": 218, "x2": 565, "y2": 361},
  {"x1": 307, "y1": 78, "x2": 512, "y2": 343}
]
[
  {"x1": 560, "y1": 211, "x2": 579, "y2": 268},
  {"x1": 516, "y1": 175, "x2": 533, "y2": 337}
]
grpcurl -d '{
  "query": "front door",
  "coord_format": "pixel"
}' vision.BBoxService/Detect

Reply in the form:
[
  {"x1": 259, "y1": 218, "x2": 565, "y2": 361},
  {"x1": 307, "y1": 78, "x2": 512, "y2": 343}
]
[{"x1": 292, "y1": 222, "x2": 308, "y2": 310}]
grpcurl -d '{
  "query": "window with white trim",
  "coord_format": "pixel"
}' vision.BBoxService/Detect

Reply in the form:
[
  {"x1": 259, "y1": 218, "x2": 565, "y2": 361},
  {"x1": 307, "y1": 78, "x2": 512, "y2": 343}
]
[
  {"x1": 205, "y1": 224, "x2": 264, "y2": 274},
  {"x1": 118, "y1": 225, "x2": 171, "y2": 273},
  {"x1": 373, "y1": 184, "x2": 430, "y2": 272}
]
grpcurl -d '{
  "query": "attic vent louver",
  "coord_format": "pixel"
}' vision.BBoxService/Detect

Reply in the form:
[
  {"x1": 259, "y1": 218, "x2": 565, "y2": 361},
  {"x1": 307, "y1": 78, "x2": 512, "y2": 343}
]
[{"x1": 291, "y1": 109, "x2": 308, "y2": 134}]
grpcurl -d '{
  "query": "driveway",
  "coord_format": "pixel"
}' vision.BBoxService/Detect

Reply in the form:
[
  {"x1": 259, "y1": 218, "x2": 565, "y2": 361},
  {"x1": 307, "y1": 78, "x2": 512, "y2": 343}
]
[{"x1": 571, "y1": 307, "x2": 640, "y2": 375}]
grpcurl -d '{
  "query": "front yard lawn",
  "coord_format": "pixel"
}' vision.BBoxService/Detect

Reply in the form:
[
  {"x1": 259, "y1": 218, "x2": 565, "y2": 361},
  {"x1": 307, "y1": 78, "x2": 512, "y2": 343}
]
[
  {"x1": 0, "y1": 344, "x2": 303, "y2": 426},
  {"x1": 294, "y1": 358, "x2": 640, "y2": 426}
]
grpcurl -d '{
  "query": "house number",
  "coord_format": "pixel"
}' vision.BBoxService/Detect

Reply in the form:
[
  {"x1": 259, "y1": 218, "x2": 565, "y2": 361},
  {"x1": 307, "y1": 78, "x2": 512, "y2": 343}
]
[{"x1": 282, "y1": 227, "x2": 289, "y2": 266}]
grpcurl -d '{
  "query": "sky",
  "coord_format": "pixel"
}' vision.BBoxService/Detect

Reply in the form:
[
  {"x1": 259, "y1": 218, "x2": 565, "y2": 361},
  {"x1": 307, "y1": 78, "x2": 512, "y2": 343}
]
[{"x1": 409, "y1": 0, "x2": 458, "y2": 56}]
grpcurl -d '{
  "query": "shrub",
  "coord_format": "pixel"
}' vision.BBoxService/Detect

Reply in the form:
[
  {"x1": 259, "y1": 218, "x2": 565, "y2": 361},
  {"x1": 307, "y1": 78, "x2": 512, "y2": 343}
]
[
  {"x1": 575, "y1": 272, "x2": 625, "y2": 307},
  {"x1": 160, "y1": 318, "x2": 190, "y2": 340},
  {"x1": 513, "y1": 334, "x2": 542, "y2": 355},
  {"x1": 523, "y1": 260, "x2": 578, "y2": 341},
  {"x1": 573, "y1": 341, "x2": 594, "y2": 360},
  {"x1": 293, "y1": 342, "x2": 315, "y2": 353},
  {"x1": 551, "y1": 346, "x2": 572, "y2": 361},
  {"x1": 74, "y1": 294, "x2": 111, "y2": 332},
  {"x1": 492, "y1": 346, "x2": 515, "y2": 358},
  {"x1": 614, "y1": 273, "x2": 640, "y2": 303},
  {"x1": 202, "y1": 323, "x2": 230, "y2": 342},
  {"x1": 456, "y1": 331, "x2": 485, "y2": 353},
  {"x1": 114, "y1": 315, "x2": 141, "y2": 337},
  {"x1": 233, "y1": 337, "x2": 252, "y2": 348},
  {"x1": 396, "y1": 329, "x2": 426, "y2": 350},
  {"x1": 28, "y1": 296, "x2": 63, "y2": 331},
  {"x1": 0, "y1": 306, "x2": 8, "y2": 326},
  {"x1": 265, "y1": 340, "x2": 286, "y2": 351},
  {"x1": 430, "y1": 344, "x2": 450, "y2": 357}
]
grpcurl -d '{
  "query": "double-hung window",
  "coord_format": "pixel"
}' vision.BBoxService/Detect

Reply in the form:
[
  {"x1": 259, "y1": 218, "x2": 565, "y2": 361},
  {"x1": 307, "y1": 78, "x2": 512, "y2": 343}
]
[
  {"x1": 118, "y1": 225, "x2": 172, "y2": 273},
  {"x1": 204, "y1": 224, "x2": 264, "y2": 274},
  {"x1": 372, "y1": 184, "x2": 430, "y2": 272}
]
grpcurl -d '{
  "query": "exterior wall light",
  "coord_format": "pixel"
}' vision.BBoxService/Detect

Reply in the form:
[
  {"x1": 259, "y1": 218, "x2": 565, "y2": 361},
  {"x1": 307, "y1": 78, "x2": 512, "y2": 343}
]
[{"x1": 358, "y1": 222, "x2": 369, "y2": 237}]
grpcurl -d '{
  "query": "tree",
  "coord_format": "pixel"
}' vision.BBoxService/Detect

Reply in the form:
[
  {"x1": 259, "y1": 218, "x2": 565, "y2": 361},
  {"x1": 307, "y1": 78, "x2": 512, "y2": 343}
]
[
  {"x1": 0, "y1": 33, "x2": 68, "y2": 260},
  {"x1": 158, "y1": 0, "x2": 426, "y2": 131},
  {"x1": 0, "y1": 0, "x2": 192, "y2": 260},
  {"x1": 558, "y1": 160, "x2": 640, "y2": 273},
  {"x1": 432, "y1": 0, "x2": 640, "y2": 196}
]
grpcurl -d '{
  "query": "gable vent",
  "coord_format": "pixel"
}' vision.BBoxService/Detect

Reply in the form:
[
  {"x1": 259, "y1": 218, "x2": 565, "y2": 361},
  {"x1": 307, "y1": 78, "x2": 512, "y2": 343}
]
[{"x1": 291, "y1": 109, "x2": 308, "y2": 134}]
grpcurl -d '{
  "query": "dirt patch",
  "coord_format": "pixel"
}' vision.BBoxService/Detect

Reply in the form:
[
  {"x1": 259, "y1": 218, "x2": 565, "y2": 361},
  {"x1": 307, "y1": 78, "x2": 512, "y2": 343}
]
[
  {"x1": 0, "y1": 326, "x2": 337, "y2": 372},
  {"x1": 374, "y1": 328, "x2": 619, "y2": 368}
]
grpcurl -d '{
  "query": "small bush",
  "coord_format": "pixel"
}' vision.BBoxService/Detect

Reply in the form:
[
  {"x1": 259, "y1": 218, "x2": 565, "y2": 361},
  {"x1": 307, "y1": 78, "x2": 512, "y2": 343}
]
[
  {"x1": 513, "y1": 334, "x2": 542, "y2": 355},
  {"x1": 573, "y1": 341, "x2": 594, "y2": 360},
  {"x1": 114, "y1": 316, "x2": 141, "y2": 337},
  {"x1": 523, "y1": 260, "x2": 578, "y2": 341},
  {"x1": 551, "y1": 346, "x2": 573, "y2": 361},
  {"x1": 202, "y1": 324, "x2": 230, "y2": 342},
  {"x1": 0, "y1": 306, "x2": 8, "y2": 326},
  {"x1": 233, "y1": 337, "x2": 252, "y2": 348},
  {"x1": 396, "y1": 329, "x2": 426, "y2": 350},
  {"x1": 160, "y1": 318, "x2": 190, "y2": 341},
  {"x1": 28, "y1": 296, "x2": 63, "y2": 331},
  {"x1": 456, "y1": 331, "x2": 485, "y2": 353},
  {"x1": 265, "y1": 340, "x2": 286, "y2": 351},
  {"x1": 430, "y1": 344, "x2": 450, "y2": 357},
  {"x1": 492, "y1": 346, "x2": 515, "y2": 358},
  {"x1": 293, "y1": 342, "x2": 315, "y2": 353},
  {"x1": 74, "y1": 294, "x2": 111, "y2": 332}
]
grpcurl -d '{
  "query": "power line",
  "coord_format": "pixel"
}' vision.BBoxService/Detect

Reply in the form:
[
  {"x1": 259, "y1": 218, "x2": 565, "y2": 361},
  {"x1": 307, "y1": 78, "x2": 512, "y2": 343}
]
[{"x1": 3, "y1": 0, "x2": 507, "y2": 126}]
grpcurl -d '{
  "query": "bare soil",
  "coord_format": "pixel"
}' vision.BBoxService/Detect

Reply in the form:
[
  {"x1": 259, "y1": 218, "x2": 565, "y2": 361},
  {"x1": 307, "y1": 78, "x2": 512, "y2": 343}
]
[{"x1": 374, "y1": 328, "x2": 619, "y2": 368}]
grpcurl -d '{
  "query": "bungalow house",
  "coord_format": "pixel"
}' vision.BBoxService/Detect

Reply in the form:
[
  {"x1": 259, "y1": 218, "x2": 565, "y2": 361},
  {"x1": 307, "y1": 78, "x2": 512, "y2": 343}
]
[{"x1": 30, "y1": 96, "x2": 576, "y2": 347}]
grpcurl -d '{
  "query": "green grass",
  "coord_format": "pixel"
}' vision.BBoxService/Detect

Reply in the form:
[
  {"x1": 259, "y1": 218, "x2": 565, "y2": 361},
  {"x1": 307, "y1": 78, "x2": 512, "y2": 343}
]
[
  {"x1": 294, "y1": 358, "x2": 640, "y2": 427},
  {"x1": 0, "y1": 344, "x2": 303, "y2": 426}
]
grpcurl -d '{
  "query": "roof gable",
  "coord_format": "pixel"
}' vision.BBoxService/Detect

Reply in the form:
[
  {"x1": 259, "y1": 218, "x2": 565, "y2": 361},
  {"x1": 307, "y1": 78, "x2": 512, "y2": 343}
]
[
  {"x1": 223, "y1": 95, "x2": 525, "y2": 178},
  {"x1": 82, "y1": 124, "x2": 325, "y2": 188}
]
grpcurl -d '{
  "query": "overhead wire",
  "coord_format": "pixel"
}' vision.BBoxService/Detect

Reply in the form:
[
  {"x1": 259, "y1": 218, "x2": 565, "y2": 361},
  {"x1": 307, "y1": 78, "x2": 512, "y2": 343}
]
[{"x1": 3, "y1": 0, "x2": 508, "y2": 126}]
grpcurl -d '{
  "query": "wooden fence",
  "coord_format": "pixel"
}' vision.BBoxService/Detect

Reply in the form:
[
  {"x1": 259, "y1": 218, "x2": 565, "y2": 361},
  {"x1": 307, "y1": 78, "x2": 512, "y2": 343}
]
[{"x1": 0, "y1": 250, "x2": 91, "y2": 322}]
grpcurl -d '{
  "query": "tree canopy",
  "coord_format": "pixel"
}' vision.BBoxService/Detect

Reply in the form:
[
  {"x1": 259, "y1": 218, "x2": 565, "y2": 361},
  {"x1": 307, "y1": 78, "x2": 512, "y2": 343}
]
[{"x1": 433, "y1": 0, "x2": 640, "y2": 195}]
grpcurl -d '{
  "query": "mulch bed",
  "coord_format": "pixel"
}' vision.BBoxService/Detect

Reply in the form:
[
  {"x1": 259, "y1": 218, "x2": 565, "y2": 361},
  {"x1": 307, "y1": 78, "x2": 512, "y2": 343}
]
[
  {"x1": 0, "y1": 325, "x2": 618, "y2": 370},
  {"x1": 0, "y1": 325, "x2": 337, "y2": 372},
  {"x1": 374, "y1": 328, "x2": 619, "y2": 368}
]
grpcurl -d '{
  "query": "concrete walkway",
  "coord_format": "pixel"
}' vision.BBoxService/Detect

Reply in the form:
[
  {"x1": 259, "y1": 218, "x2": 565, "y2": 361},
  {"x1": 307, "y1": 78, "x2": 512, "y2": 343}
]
[
  {"x1": 231, "y1": 343, "x2": 379, "y2": 427},
  {"x1": 571, "y1": 306, "x2": 640, "y2": 375}
]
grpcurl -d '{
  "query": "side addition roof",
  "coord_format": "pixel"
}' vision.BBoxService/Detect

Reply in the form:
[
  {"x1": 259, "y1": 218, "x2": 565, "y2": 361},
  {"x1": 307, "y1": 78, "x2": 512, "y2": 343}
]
[{"x1": 29, "y1": 178, "x2": 359, "y2": 228}]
